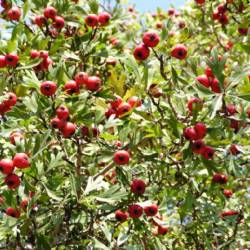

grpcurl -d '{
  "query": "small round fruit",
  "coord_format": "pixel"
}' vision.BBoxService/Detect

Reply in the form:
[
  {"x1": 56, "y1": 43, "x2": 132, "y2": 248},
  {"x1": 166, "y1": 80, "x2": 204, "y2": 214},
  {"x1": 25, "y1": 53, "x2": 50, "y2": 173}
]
[
  {"x1": 128, "y1": 204, "x2": 143, "y2": 219},
  {"x1": 171, "y1": 44, "x2": 188, "y2": 60},
  {"x1": 40, "y1": 81, "x2": 57, "y2": 96},
  {"x1": 5, "y1": 53, "x2": 19, "y2": 67},
  {"x1": 61, "y1": 122, "x2": 77, "y2": 138},
  {"x1": 133, "y1": 44, "x2": 150, "y2": 61},
  {"x1": 7, "y1": 6, "x2": 21, "y2": 21},
  {"x1": 5, "y1": 207, "x2": 20, "y2": 218},
  {"x1": 98, "y1": 12, "x2": 111, "y2": 26},
  {"x1": 130, "y1": 179, "x2": 146, "y2": 195},
  {"x1": 196, "y1": 75, "x2": 210, "y2": 88},
  {"x1": 30, "y1": 50, "x2": 40, "y2": 59},
  {"x1": 115, "y1": 210, "x2": 128, "y2": 222},
  {"x1": 85, "y1": 14, "x2": 99, "y2": 27},
  {"x1": 44, "y1": 6, "x2": 57, "y2": 19},
  {"x1": 201, "y1": 146, "x2": 215, "y2": 160},
  {"x1": 53, "y1": 16, "x2": 65, "y2": 29},
  {"x1": 194, "y1": 122, "x2": 207, "y2": 139},
  {"x1": 117, "y1": 103, "x2": 132, "y2": 117},
  {"x1": 0, "y1": 55, "x2": 7, "y2": 68},
  {"x1": 144, "y1": 204, "x2": 158, "y2": 217},
  {"x1": 64, "y1": 80, "x2": 80, "y2": 95},
  {"x1": 212, "y1": 173, "x2": 228, "y2": 184},
  {"x1": 56, "y1": 105, "x2": 69, "y2": 120},
  {"x1": 34, "y1": 15, "x2": 46, "y2": 27},
  {"x1": 223, "y1": 189, "x2": 233, "y2": 198},
  {"x1": 128, "y1": 96, "x2": 142, "y2": 108},
  {"x1": 0, "y1": 159, "x2": 14, "y2": 175},
  {"x1": 74, "y1": 72, "x2": 89, "y2": 86},
  {"x1": 114, "y1": 150, "x2": 130, "y2": 165},
  {"x1": 4, "y1": 174, "x2": 21, "y2": 189},
  {"x1": 13, "y1": 153, "x2": 30, "y2": 169},
  {"x1": 85, "y1": 76, "x2": 101, "y2": 91},
  {"x1": 142, "y1": 31, "x2": 160, "y2": 48},
  {"x1": 183, "y1": 127, "x2": 198, "y2": 141},
  {"x1": 50, "y1": 117, "x2": 65, "y2": 129}
]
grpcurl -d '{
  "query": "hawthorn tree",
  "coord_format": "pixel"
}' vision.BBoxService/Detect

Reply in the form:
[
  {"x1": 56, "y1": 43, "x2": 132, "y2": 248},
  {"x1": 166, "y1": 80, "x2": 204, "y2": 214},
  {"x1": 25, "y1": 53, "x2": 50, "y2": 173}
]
[{"x1": 0, "y1": 0, "x2": 249, "y2": 249}]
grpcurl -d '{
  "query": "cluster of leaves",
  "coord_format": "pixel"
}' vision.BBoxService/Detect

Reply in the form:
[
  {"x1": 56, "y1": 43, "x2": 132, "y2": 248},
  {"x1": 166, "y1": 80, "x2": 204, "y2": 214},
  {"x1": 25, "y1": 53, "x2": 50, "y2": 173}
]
[{"x1": 0, "y1": 0, "x2": 249, "y2": 249}]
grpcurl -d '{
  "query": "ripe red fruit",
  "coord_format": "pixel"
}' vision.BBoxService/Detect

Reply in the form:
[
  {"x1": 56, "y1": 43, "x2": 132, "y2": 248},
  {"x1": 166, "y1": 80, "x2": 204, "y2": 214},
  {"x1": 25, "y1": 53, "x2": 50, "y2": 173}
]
[
  {"x1": 142, "y1": 31, "x2": 160, "y2": 48},
  {"x1": 229, "y1": 144, "x2": 240, "y2": 155},
  {"x1": 202, "y1": 146, "x2": 215, "y2": 160},
  {"x1": 128, "y1": 204, "x2": 143, "y2": 219},
  {"x1": 220, "y1": 211, "x2": 241, "y2": 223},
  {"x1": 157, "y1": 225, "x2": 169, "y2": 235},
  {"x1": 117, "y1": 103, "x2": 132, "y2": 117},
  {"x1": 4, "y1": 174, "x2": 21, "y2": 189},
  {"x1": 130, "y1": 179, "x2": 146, "y2": 195},
  {"x1": 144, "y1": 204, "x2": 158, "y2": 217},
  {"x1": 1, "y1": 0, "x2": 10, "y2": 9},
  {"x1": 20, "y1": 199, "x2": 28, "y2": 210},
  {"x1": 114, "y1": 150, "x2": 130, "y2": 165},
  {"x1": 217, "y1": 4, "x2": 227, "y2": 14},
  {"x1": 230, "y1": 119, "x2": 240, "y2": 132},
  {"x1": 171, "y1": 44, "x2": 188, "y2": 60},
  {"x1": 191, "y1": 140, "x2": 205, "y2": 154},
  {"x1": 156, "y1": 22, "x2": 163, "y2": 29},
  {"x1": 128, "y1": 96, "x2": 142, "y2": 108},
  {"x1": 61, "y1": 122, "x2": 77, "y2": 138},
  {"x1": 44, "y1": 6, "x2": 57, "y2": 19},
  {"x1": 168, "y1": 8, "x2": 175, "y2": 16},
  {"x1": 110, "y1": 96, "x2": 123, "y2": 110},
  {"x1": 212, "y1": 173, "x2": 228, "y2": 184},
  {"x1": 5, "y1": 207, "x2": 20, "y2": 218},
  {"x1": 238, "y1": 27, "x2": 248, "y2": 36},
  {"x1": 196, "y1": 75, "x2": 210, "y2": 88},
  {"x1": 3, "y1": 92, "x2": 17, "y2": 107},
  {"x1": 115, "y1": 210, "x2": 128, "y2": 222},
  {"x1": 194, "y1": 122, "x2": 207, "y2": 139},
  {"x1": 212, "y1": 11, "x2": 219, "y2": 20},
  {"x1": 218, "y1": 14, "x2": 229, "y2": 26},
  {"x1": 40, "y1": 81, "x2": 57, "y2": 96},
  {"x1": 13, "y1": 153, "x2": 30, "y2": 169},
  {"x1": 85, "y1": 14, "x2": 99, "y2": 27},
  {"x1": 133, "y1": 44, "x2": 150, "y2": 61},
  {"x1": 56, "y1": 105, "x2": 69, "y2": 120},
  {"x1": 0, "y1": 159, "x2": 14, "y2": 175},
  {"x1": 85, "y1": 76, "x2": 101, "y2": 91},
  {"x1": 205, "y1": 67, "x2": 214, "y2": 78},
  {"x1": 98, "y1": 12, "x2": 111, "y2": 26},
  {"x1": 226, "y1": 104, "x2": 237, "y2": 115},
  {"x1": 106, "y1": 57, "x2": 116, "y2": 66},
  {"x1": 195, "y1": 0, "x2": 205, "y2": 4},
  {"x1": 64, "y1": 80, "x2": 80, "y2": 95},
  {"x1": 223, "y1": 189, "x2": 233, "y2": 198},
  {"x1": 30, "y1": 50, "x2": 40, "y2": 59},
  {"x1": 5, "y1": 53, "x2": 19, "y2": 67},
  {"x1": 7, "y1": 6, "x2": 21, "y2": 21},
  {"x1": 0, "y1": 55, "x2": 7, "y2": 68},
  {"x1": 34, "y1": 15, "x2": 46, "y2": 27},
  {"x1": 74, "y1": 72, "x2": 89, "y2": 86},
  {"x1": 105, "y1": 108, "x2": 116, "y2": 118},
  {"x1": 183, "y1": 127, "x2": 198, "y2": 141},
  {"x1": 187, "y1": 98, "x2": 203, "y2": 113},
  {"x1": 39, "y1": 50, "x2": 49, "y2": 59},
  {"x1": 51, "y1": 117, "x2": 64, "y2": 129},
  {"x1": 53, "y1": 16, "x2": 65, "y2": 29},
  {"x1": 211, "y1": 78, "x2": 221, "y2": 93}
]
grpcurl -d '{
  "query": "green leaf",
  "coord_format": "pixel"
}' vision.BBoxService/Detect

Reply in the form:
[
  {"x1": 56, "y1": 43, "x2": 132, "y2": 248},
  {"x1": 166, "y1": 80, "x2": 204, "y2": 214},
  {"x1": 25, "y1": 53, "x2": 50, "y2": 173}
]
[{"x1": 210, "y1": 94, "x2": 223, "y2": 119}]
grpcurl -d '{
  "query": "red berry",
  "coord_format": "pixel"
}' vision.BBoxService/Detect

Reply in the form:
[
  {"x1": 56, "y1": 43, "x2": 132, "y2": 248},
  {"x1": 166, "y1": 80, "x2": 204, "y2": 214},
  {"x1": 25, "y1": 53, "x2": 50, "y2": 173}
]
[
  {"x1": 223, "y1": 189, "x2": 233, "y2": 198},
  {"x1": 110, "y1": 96, "x2": 123, "y2": 110},
  {"x1": 144, "y1": 204, "x2": 158, "y2": 217},
  {"x1": 5, "y1": 207, "x2": 20, "y2": 218},
  {"x1": 230, "y1": 119, "x2": 240, "y2": 132},
  {"x1": 212, "y1": 11, "x2": 219, "y2": 20},
  {"x1": 212, "y1": 173, "x2": 228, "y2": 184},
  {"x1": 229, "y1": 144, "x2": 240, "y2": 155},
  {"x1": 187, "y1": 98, "x2": 203, "y2": 113},
  {"x1": 74, "y1": 72, "x2": 89, "y2": 86},
  {"x1": 128, "y1": 96, "x2": 142, "y2": 108},
  {"x1": 183, "y1": 127, "x2": 198, "y2": 141},
  {"x1": 195, "y1": 0, "x2": 205, "y2": 4},
  {"x1": 30, "y1": 50, "x2": 40, "y2": 59},
  {"x1": 34, "y1": 15, "x2": 46, "y2": 27},
  {"x1": 115, "y1": 210, "x2": 128, "y2": 222},
  {"x1": 56, "y1": 105, "x2": 69, "y2": 120},
  {"x1": 191, "y1": 140, "x2": 205, "y2": 154},
  {"x1": 51, "y1": 117, "x2": 64, "y2": 129},
  {"x1": 9, "y1": 131, "x2": 23, "y2": 145},
  {"x1": 53, "y1": 16, "x2": 65, "y2": 29},
  {"x1": 114, "y1": 150, "x2": 130, "y2": 165},
  {"x1": 157, "y1": 225, "x2": 169, "y2": 235},
  {"x1": 3, "y1": 92, "x2": 17, "y2": 107},
  {"x1": 220, "y1": 211, "x2": 241, "y2": 223},
  {"x1": 0, "y1": 159, "x2": 14, "y2": 175},
  {"x1": 218, "y1": 14, "x2": 229, "y2": 26},
  {"x1": 44, "y1": 6, "x2": 57, "y2": 19},
  {"x1": 171, "y1": 44, "x2": 188, "y2": 60},
  {"x1": 1, "y1": 0, "x2": 11, "y2": 9},
  {"x1": 196, "y1": 75, "x2": 210, "y2": 88},
  {"x1": 194, "y1": 122, "x2": 207, "y2": 139},
  {"x1": 13, "y1": 153, "x2": 30, "y2": 169},
  {"x1": 133, "y1": 44, "x2": 150, "y2": 61},
  {"x1": 226, "y1": 104, "x2": 237, "y2": 115},
  {"x1": 98, "y1": 12, "x2": 111, "y2": 26},
  {"x1": 217, "y1": 4, "x2": 227, "y2": 14},
  {"x1": 117, "y1": 103, "x2": 132, "y2": 117},
  {"x1": 156, "y1": 22, "x2": 163, "y2": 29},
  {"x1": 40, "y1": 81, "x2": 57, "y2": 96},
  {"x1": 128, "y1": 204, "x2": 143, "y2": 219},
  {"x1": 4, "y1": 174, "x2": 21, "y2": 189},
  {"x1": 211, "y1": 78, "x2": 221, "y2": 93},
  {"x1": 130, "y1": 179, "x2": 146, "y2": 195},
  {"x1": 7, "y1": 6, "x2": 21, "y2": 21},
  {"x1": 61, "y1": 122, "x2": 77, "y2": 138},
  {"x1": 5, "y1": 53, "x2": 19, "y2": 67},
  {"x1": 238, "y1": 27, "x2": 248, "y2": 36},
  {"x1": 39, "y1": 51, "x2": 49, "y2": 59},
  {"x1": 85, "y1": 76, "x2": 101, "y2": 91},
  {"x1": 64, "y1": 80, "x2": 80, "y2": 95},
  {"x1": 168, "y1": 8, "x2": 175, "y2": 16},
  {"x1": 205, "y1": 67, "x2": 214, "y2": 78},
  {"x1": 0, "y1": 55, "x2": 7, "y2": 68},
  {"x1": 142, "y1": 31, "x2": 160, "y2": 48},
  {"x1": 20, "y1": 199, "x2": 28, "y2": 210},
  {"x1": 85, "y1": 14, "x2": 99, "y2": 27},
  {"x1": 202, "y1": 146, "x2": 215, "y2": 160},
  {"x1": 105, "y1": 107, "x2": 116, "y2": 118}
]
